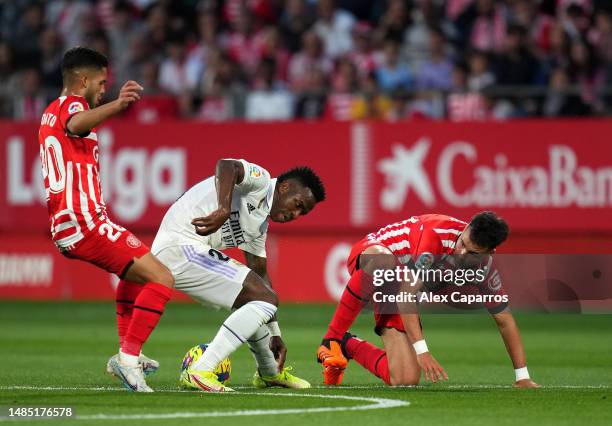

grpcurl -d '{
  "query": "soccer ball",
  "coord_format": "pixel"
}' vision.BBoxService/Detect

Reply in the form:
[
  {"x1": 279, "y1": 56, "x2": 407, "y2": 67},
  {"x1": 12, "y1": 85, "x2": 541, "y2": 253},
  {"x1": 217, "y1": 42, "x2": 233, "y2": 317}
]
[{"x1": 181, "y1": 344, "x2": 231, "y2": 384}]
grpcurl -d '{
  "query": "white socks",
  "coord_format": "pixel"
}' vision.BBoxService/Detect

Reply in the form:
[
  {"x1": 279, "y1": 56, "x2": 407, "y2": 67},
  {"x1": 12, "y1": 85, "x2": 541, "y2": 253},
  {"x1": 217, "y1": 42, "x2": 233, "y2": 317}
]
[
  {"x1": 247, "y1": 325, "x2": 278, "y2": 377},
  {"x1": 192, "y1": 301, "x2": 277, "y2": 372}
]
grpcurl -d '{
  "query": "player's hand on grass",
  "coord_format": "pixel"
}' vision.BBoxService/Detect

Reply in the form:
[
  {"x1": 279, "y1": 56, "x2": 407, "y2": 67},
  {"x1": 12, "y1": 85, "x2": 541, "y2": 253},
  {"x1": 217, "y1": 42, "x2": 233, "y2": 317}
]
[
  {"x1": 514, "y1": 379, "x2": 540, "y2": 388},
  {"x1": 116, "y1": 80, "x2": 143, "y2": 110},
  {"x1": 191, "y1": 208, "x2": 230, "y2": 236},
  {"x1": 417, "y1": 352, "x2": 448, "y2": 383},
  {"x1": 269, "y1": 336, "x2": 287, "y2": 371}
]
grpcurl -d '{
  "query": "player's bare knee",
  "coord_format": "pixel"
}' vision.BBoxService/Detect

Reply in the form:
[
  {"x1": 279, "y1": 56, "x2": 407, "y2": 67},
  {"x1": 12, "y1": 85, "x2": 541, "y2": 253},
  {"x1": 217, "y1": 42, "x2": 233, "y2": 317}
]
[
  {"x1": 389, "y1": 371, "x2": 420, "y2": 386},
  {"x1": 145, "y1": 261, "x2": 174, "y2": 287},
  {"x1": 155, "y1": 268, "x2": 175, "y2": 288},
  {"x1": 234, "y1": 272, "x2": 278, "y2": 308},
  {"x1": 262, "y1": 288, "x2": 279, "y2": 306}
]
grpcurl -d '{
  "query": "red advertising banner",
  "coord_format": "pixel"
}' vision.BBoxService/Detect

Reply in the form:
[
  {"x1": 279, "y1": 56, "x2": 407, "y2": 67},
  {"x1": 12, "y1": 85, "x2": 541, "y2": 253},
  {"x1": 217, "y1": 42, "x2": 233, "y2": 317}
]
[
  {"x1": 1, "y1": 120, "x2": 611, "y2": 235},
  {"x1": 360, "y1": 121, "x2": 612, "y2": 232},
  {"x1": 1, "y1": 233, "x2": 611, "y2": 302}
]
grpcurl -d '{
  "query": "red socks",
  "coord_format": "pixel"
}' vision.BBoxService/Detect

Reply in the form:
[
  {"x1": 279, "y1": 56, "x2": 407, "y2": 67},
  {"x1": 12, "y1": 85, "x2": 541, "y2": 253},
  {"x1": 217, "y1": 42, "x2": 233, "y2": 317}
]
[
  {"x1": 115, "y1": 280, "x2": 143, "y2": 347},
  {"x1": 121, "y1": 282, "x2": 172, "y2": 356},
  {"x1": 345, "y1": 337, "x2": 391, "y2": 385},
  {"x1": 324, "y1": 269, "x2": 369, "y2": 340}
]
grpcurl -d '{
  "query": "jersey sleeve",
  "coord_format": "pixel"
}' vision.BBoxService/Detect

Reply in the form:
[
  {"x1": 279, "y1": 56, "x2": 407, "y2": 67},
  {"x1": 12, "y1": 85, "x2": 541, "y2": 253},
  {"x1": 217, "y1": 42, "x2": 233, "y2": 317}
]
[
  {"x1": 58, "y1": 96, "x2": 89, "y2": 135},
  {"x1": 477, "y1": 261, "x2": 509, "y2": 314},
  {"x1": 234, "y1": 159, "x2": 271, "y2": 195},
  {"x1": 240, "y1": 232, "x2": 267, "y2": 258}
]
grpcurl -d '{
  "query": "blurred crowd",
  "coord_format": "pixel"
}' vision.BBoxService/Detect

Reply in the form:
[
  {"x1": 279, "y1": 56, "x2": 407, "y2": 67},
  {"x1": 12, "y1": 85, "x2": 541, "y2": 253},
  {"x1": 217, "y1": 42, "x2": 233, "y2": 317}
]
[{"x1": 2, "y1": 0, "x2": 612, "y2": 122}]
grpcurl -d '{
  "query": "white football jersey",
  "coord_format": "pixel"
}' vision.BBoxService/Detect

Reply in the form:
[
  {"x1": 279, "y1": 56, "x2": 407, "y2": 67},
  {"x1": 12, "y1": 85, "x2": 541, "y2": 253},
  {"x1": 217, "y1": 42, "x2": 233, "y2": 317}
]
[{"x1": 151, "y1": 159, "x2": 274, "y2": 258}]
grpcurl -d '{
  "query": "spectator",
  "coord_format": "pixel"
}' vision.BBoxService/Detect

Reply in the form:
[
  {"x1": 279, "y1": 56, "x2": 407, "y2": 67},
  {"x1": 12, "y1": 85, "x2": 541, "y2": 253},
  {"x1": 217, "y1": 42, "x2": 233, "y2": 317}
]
[
  {"x1": 46, "y1": 0, "x2": 97, "y2": 48},
  {"x1": 138, "y1": 2, "x2": 169, "y2": 55},
  {"x1": 447, "y1": 63, "x2": 488, "y2": 121},
  {"x1": 279, "y1": 0, "x2": 315, "y2": 53},
  {"x1": 39, "y1": 28, "x2": 64, "y2": 99},
  {"x1": 374, "y1": 0, "x2": 409, "y2": 45},
  {"x1": 404, "y1": 0, "x2": 446, "y2": 69},
  {"x1": 539, "y1": 24, "x2": 571, "y2": 84},
  {"x1": 494, "y1": 25, "x2": 540, "y2": 86},
  {"x1": 288, "y1": 31, "x2": 333, "y2": 91},
  {"x1": 200, "y1": 50, "x2": 247, "y2": 119},
  {"x1": 326, "y1": 57, "x2": 360, "y2": 121},
  {"x1": 543, "y1": 67, "x2": 591, "y2": 116},
  {"x1": 223, "y1": 0, "x2": 277, "y2": 27},
  {"x1": 561, "y1": 4, "x2": 591, "y2": 41},
  {"x1": 123, "y1": 60, "x2": 179, "y2": 123},
  {"x1": 458, "y1": 0, "x2": 506, "y2": 52},
  {"x1": 0, "y1": 41, "x2": 19, "y2": 117},
  {"x1": 185, "y1": 10, "x2": 223, "y2": 93},
  {"x1": 158, "y1": 32, "x2": 200, "y2": 96},
  {"x1": 376, "y1": 38, "x2": 413, "y2": 92},
  {"x1": 590, "y1": 10, "x2": 612, "y2": 86},
  {"x1": 467, "y1": 50, "x2": 495, "y2": 91},
  {"x1": 258, "y1": 26, "x2": 291, "y2": 83},
  {"x1": 294, "y1": 68, "x2": 328, "y2": 120},
  {"x1": 108, "y1": 1, "x2": 139, "y2": 85},
  {"x1": 348, "y1": 22, "x2": 382, "y2": 78},
  {"x1": 11, "y1": 2, "x2": 45, "y2": 66},
  {"x1": 353, "y1": 71, "x2": 394, "y2": 120},
  {"x1": 313, "y1": 0, "x2": 355, "y2": 58},
  {"x1": 12, "y1": 68, "x2": 47, "y2": 121},
  {"x1": 568, "y1": 39, "x2": 604, "y2": 112},
  {"x1": 225, "y1": 8, "x2": 266, "y2": 77},
  {"x1": 245, "y1": 58, "x2": 294, "y2": 121},
  {"x1": 416, "y1": 28, "x2": 454, "y2": 91}
]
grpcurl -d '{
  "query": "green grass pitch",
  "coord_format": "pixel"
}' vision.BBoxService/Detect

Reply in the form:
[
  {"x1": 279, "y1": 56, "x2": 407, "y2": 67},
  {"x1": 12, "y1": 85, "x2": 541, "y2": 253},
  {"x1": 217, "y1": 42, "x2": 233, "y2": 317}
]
[{"x1": 0, "y1": 301, "x2": 610, "y2": 425}]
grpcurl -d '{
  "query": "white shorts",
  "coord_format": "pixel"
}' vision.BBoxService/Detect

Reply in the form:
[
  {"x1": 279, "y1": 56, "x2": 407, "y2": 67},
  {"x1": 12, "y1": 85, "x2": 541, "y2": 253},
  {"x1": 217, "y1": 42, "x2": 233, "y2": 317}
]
[{"x1": 154, "y1": 244, "x2": 250, "y2": 310}]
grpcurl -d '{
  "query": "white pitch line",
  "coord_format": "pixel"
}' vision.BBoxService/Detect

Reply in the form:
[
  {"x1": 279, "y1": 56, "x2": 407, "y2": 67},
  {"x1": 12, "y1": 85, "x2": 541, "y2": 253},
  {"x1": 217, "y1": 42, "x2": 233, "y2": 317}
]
[
  {"x1": 0, "y1": 391, "x2": 408, "y2": 422},
  {"x1": 0, "y1": 384, "x2": 610, "y2": 393}
]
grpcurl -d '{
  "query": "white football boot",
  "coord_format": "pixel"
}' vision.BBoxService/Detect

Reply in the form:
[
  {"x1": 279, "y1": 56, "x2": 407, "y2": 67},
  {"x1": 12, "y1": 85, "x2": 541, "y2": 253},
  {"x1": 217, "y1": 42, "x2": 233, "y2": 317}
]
[
  {"x1": 107, "y1": 356, "x2": 153, "y2": 392},
  {"x1": 106, "y1": 353, "x2": 159, "y2": 376}
]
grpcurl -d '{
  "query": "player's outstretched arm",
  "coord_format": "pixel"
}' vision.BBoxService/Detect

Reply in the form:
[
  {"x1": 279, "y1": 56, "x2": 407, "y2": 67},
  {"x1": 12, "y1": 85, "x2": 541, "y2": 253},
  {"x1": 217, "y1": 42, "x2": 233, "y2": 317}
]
[
  {"x1": 192, "y1": 159, "x2": 245, "y2": 236},
  {"x1": 400, "y1": 313, "x2": 449, "y2": 383},
  {"x1": 66, "y1": 81, "x2": 143, "y2": 135},
  {"x1": 492, "y1": 310, "x2": 540, "y2": 388}
]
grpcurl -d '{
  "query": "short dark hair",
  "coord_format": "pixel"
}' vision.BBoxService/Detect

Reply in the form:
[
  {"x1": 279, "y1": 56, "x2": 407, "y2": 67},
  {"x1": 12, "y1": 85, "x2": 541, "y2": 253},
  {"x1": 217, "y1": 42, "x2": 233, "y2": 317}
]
[
  {"x1": 61, "y1": 46, "x2": 108, "y2": 81},
  {"x1": 469, "y1": 211, "x2": 509, "y2": 250},
  {"x1": 278, "y1": 167, "x2": 326, "y2": 203}
]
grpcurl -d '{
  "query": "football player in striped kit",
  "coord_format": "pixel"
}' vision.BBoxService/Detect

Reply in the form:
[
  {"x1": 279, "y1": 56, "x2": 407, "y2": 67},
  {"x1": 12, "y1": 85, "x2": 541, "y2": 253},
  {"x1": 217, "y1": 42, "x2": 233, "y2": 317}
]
[
  {"x1": 317, "y1": 211, "x2": 539, "y2": 388},
  {"x1": 39, "y1": 47, "x2": 175, "y2": 392}
]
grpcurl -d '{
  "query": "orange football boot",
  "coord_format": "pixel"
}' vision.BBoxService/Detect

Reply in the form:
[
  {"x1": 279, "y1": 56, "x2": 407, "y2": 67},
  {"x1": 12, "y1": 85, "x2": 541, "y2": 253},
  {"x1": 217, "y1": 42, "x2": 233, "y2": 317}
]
[{"x1": 317, "y1": 339, "x2": 348, "y2": 385}]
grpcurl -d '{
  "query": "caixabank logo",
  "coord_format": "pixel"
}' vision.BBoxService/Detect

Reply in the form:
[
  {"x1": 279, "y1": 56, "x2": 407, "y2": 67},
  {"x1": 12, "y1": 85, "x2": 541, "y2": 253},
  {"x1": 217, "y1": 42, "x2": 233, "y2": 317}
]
[{"x1": 377, "y1": 137, "x2": 612, "y2": 211}]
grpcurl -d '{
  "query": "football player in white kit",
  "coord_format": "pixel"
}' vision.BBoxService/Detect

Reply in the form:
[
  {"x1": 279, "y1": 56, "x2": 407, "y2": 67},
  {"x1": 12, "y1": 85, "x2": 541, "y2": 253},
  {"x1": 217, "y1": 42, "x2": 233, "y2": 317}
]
[{"x1": 151, "y1": 158, "x2": 325, "y2": 392}]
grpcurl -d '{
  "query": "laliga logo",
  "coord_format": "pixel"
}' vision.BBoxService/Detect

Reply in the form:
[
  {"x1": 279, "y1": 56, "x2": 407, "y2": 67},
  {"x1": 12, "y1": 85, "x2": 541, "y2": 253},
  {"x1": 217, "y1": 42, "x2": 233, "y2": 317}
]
[
  {"x1": 6, "y1": 129, "x2": 187, "y2": 222},
  {"x1": 377, "y1": 138, "x2": 612, "y2": 209}
]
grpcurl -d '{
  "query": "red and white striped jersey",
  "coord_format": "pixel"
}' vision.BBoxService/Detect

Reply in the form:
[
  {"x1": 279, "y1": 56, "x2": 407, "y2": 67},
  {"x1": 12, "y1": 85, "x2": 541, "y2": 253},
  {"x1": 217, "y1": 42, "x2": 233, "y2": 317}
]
[
  {"x1": 38, "y1": 95, "x2": 108, "y2": 249},
  {"x1": 366, "y1": 214, "x2": 468, "y2": 263},
  {"x1": 365, "y1": 214, "x2": 507, "y2": 312}
]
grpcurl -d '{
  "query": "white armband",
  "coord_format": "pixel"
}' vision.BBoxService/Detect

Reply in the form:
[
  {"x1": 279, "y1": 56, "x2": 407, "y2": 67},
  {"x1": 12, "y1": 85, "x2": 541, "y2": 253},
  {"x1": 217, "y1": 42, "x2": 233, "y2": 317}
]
[
  {"x1": 267, "y1": 321, "x2": 281, "y2": 337},
  {"x1": 412, "y1": 339, "x2": 429, "y2": 355},
  {"x1": 515, "y1": 366, "x2": 530, "y2": 381}
]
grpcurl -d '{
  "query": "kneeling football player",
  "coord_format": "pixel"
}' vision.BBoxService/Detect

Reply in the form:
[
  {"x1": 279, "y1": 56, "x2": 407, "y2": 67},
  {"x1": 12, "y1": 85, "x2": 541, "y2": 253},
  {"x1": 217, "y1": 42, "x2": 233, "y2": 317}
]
[
  {"x1": 146, "y1": 158, "x2": 325, "y2": 392},
  {"x1": 317, "y1": 212, "x2": 539, "y2": 389}
]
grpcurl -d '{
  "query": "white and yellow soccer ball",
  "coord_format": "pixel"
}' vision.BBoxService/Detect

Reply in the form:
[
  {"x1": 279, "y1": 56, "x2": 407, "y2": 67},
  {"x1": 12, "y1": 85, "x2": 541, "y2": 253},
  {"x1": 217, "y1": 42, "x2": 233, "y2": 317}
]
[{"x1": 181, "y1": 344, "x2": 231, "y2": 384}]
